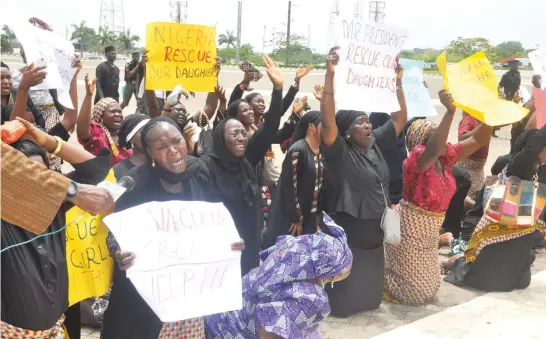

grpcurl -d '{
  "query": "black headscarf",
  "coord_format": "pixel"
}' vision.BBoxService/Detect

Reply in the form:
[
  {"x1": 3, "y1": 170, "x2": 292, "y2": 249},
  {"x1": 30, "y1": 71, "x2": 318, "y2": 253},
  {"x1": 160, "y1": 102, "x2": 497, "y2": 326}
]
[
  {"x1": 228, "y1": 99, "x2": 246, "y2": 118},
  {"x1": 206, "y1": 117, "x2": 257, "y2": 206},
  {"x1": 335, "y1": 110, "x2": 367, "y2": 137},
  {"x1": 289, "y1": 110, "x2": 321, "y2": 145},
  {"x1": 245, "y1": 92, "x2": 261, "y2": 104},
  {"x1": 12, "y1": 139, "x2": 49, "y2": 168},
  {"x1": 118, "y1": 114, "x2": 150, "y2": 150},
  {"x1": 139, "y1": 116, "x2": 200, "y2": 184}
]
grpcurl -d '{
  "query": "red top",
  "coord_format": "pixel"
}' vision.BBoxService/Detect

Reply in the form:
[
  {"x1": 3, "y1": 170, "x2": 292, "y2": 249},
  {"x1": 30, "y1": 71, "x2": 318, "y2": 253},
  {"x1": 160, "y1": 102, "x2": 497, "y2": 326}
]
[
  {"x1": 458, "y1": 114, "x2": 489, "y2": 159},
  {"x1": 402, "y1": 143, "x2": 462, "y2": 213},
  {"x1": 78, "y1": 121, "x2": 132, "y2": 166}
]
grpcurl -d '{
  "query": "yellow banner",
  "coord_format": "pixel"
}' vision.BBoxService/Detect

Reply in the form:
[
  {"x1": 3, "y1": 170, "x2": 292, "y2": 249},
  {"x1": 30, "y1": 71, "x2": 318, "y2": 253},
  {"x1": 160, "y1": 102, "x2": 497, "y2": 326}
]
[
  {"x1": 145, "y1": 22, "x2": 217, "y2": 92},
  {"x1": 65, "y1": 170, "x2": 115, "y2": 306},
  {"x1": 437, "y1": 51, "x2": 529, "y2": 126}
]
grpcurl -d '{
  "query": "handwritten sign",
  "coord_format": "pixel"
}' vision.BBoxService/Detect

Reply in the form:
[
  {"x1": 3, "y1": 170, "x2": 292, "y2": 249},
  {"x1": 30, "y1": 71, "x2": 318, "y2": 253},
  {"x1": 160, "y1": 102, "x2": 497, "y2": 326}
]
[
  {"x1": 65, "y1": 170, "x2": 115, "y2": 306},
  {"x1": 534, "y1": 87, "x2": 546, "y2": 129},
  {"x1": 13, "y1": 21, "x2": 75, "y2": 109},
  {"x1": 335, "y1": 18, "x2": 409, "y2": 113},
  {"x1": 529, "y1": 49, "x2": 546, "y2": 89},
  {"x1": 437, "y1": 51, "x2": 529, "y2": 126},
  {"x1": 398, "y1": 58, "x2": 437, "y2": 118},
  {"x1": 104, "y1": 201, "x2": 242, "y2": 322},
  {"x1": 145, "y1": 22, "x2": 217, "y2": 92}
]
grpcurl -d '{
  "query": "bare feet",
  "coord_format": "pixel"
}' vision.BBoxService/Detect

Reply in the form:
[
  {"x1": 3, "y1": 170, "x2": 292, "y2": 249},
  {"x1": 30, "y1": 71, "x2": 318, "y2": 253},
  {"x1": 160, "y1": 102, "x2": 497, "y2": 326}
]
[{"x1": 439, "y1": 232, "x2": 454, "y2": 248}]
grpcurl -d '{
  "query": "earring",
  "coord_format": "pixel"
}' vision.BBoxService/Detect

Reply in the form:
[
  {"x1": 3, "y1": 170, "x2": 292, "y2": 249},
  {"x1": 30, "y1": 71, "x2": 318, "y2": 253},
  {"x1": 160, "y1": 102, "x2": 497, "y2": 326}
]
[
  {"x1": 330, "y1": 282, "x2": 334, "y2": 288},
  {"x1": 152, "y1": 160, "x2": 156, "y2": 167}
]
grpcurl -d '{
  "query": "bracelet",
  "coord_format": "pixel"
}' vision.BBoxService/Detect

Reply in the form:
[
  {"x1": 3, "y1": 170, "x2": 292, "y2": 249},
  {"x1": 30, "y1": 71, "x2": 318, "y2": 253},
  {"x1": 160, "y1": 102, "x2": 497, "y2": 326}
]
[
  {"x1": 323, "y1": 91, "x2": 334, "y2": 96},
  {"x1": 52, "y1": 136, "x2": 64, "y2": 155},
  {"x1": 396, "y1": 85, "x2": 403, "y2": 90}
]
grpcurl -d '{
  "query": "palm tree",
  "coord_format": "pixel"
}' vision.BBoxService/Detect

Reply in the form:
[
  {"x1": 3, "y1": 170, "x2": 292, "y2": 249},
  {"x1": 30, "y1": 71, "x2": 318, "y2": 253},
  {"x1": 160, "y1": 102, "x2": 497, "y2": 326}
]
[
  {"x1": 97, "y1": 26, "x2": 117, "y2": 54},
  {"x1": 117, "y1": 28, "x2": 140, "y2": 56},
  {"x1": 2, "y1": 25, "x2": 16, "y2": 53},
  {"x1": 218, "y1": 30, "x2": 237, "y2": 49},
  {"x1": 70, "y1": 21, "x2": 97, "y2": 58}
]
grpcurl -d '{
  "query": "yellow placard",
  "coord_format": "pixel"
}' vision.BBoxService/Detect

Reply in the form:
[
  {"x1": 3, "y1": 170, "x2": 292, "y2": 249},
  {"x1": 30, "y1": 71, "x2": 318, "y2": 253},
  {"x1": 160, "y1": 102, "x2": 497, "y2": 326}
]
[
  {"x1": 145, "y1": 22, "x2": 217, "y2": 92},
  {"x1": 65, "y1": 170, "x2": 115, "y2": 306},
  {"x1": 436, "y1": 51, "x2": 529, "y2": 126}
]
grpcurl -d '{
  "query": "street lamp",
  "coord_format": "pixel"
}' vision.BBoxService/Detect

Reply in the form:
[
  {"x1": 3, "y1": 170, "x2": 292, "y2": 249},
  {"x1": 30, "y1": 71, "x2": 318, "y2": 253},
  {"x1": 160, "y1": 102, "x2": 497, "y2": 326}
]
[{"x1": 236, "y1": 1, "x2": 242, "y2": 64}]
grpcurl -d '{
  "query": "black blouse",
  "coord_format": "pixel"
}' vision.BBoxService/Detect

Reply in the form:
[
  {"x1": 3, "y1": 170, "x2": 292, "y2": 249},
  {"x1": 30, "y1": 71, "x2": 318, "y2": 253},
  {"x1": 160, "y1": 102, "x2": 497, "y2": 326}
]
[
  {"x1": 322, "y1": 120, "x2": 397, "y2": 220},
  {"x1": 1, "y1": 151, "x2": 111, "y2": 330}
]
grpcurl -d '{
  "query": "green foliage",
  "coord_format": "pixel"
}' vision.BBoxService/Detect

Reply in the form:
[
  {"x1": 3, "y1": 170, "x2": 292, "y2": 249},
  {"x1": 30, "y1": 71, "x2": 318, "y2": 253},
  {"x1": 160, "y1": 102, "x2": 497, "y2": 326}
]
[
  {"x1": 117, "y1": 28, "x2": 140, "y2": 55},
  {"x1": 269, "y1": 32, "x2": 325, "y2": 66},
  {"x1": 70, "y1": 21, "x2": 97, "y2": 56},
  {"x1": 218, "y1": 30, "x2": 237, "y2": 49},
  {"x1": 217, "y1": 43, "x2": 261, "y2": 65},
  {"x1": 494, "y1": 41, "x2": 525, "y2": 59},
  {"x1": 2, "y1": 25, "x2": 16, "y2": 53},
  {"x1": 447, "y1": 37, "x2": 497, "y2": 61}
]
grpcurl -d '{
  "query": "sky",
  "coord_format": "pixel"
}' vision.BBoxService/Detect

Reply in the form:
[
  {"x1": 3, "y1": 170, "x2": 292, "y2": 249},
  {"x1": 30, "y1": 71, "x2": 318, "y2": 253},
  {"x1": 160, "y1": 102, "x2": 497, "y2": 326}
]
[{"x1": 3, "y1": 0, "x2": 546, "y2": 55}]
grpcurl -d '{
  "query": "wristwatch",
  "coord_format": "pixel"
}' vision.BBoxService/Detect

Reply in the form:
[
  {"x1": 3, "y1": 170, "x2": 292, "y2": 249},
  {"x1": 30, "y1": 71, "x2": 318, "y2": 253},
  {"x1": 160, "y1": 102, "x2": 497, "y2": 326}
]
[{"x1": 65, "y1": 181, "x2": 78, "y2": 201}]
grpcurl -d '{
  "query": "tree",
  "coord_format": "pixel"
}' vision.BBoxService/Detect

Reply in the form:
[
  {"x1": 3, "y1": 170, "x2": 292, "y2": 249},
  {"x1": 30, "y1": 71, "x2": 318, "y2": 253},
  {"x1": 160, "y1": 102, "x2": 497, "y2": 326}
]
[
  {"x1": 270, "y1": 32, "x2": 324, "y2": 66},
  {"x1": 117, "y1": 28, "x2": 140, "y2": 55},
  {"x1": 448, "y1": 37, "x2": 496, "y2": 61},
  {"x1": 97, "y1": 26, "x2": 116, "y2": 54},
  {"x1": 71, "y1": 21, "x2": 97, "y2": 57},
  {"x1": 494, "y1": 41, "x2": 525, "y2": 60},
  {"x1": 218, "y1": 30, "x2": 237, "y2": 49},
  {"x1": 1, "y1": 35, "x2": 12, "y2": 54},
  {"x1": 2, "y1": 25, "x2": 16, "y2": 53}
]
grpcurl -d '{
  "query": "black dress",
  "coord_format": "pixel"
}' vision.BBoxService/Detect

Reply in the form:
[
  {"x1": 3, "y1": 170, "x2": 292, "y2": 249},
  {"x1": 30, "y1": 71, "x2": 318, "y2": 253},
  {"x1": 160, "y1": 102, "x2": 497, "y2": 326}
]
[
  {"x1": 101, "y1": 160, "x2": 212, "y2": 339},
  {"x1": 322, "y1": 121, "x2": 397, "y2": 317},
  {"x1": 262, "y1": 139, "x2": 323, "y2": 249},
  {"x1": 446, "y1": 125, "x2": 546, "y2": 291},
  {"x1": 201, "y1": 89, "x2": 283, "y2": 276},
  {"x1": 1, "y1": 153, "x2": 110, "y2": 331}
]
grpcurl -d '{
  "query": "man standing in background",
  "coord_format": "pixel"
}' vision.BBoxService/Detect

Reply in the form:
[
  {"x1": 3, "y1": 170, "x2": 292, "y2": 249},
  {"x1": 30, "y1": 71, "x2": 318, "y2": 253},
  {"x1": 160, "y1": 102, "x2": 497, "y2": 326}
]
[
  {"x1": 121, "y1": 51, "x2": 140, "y2": 110},
  {"x1": 95, "y1": 46, "x2": 120, "y2": 104},
  {"x1": 498, "y1": 60, "x2": 521, "y2": 100}
]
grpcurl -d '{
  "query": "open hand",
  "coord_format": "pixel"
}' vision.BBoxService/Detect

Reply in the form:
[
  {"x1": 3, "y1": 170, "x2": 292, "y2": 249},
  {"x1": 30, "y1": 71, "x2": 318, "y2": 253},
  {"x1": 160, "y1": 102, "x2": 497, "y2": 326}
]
[
  {"x1": 326, "y1": 47, "x2": 339, "y2": 73},
  {"x1": 263, "y1": 55, "x2": 283, "y2": 90},
  {"x1": 289, "y1": 222, "x2": 303, "y2": 236},
  {"x1": 84, "y1": 73, "x2": 96, "y2": 96},
  {"x1": 313, "y1": 84, "x2": 324, "y2": 101},
  {"x1": 183, "y1": 123, "x2": 197, "y2": 141},
  {"x1": 115, "y1": 251, "x2": 136, "y2": 271},
  {"x1": 439, "y1": 89, "x2": 456, "y2": 113},
  {"x1": 20, "y1": 63, "x2": 47, "y2": 90},
  {"x1": 295, "y1": 64, "x2": 315, "y2": 82},
  {"x1": 293, "y1": 96, "x2": 308, "y2": 114},
  {"x1": 16, "y1": 117, "x2": 49, "y2": 146},
  {"x1": 215, "y1": 85, "x2": 227, "y2": 103}
]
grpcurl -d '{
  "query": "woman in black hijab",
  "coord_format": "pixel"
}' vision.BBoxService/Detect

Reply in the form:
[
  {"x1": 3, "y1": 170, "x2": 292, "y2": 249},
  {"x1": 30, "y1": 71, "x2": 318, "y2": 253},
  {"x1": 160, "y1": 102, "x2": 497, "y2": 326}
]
[
  {"x1": 320, "y1": 48, "x2": 408, "y2": 316},
  {"x1": 201, "y1": 109, "x2": 282, "y2": 275},
  {"x1": 262, "y1": 111, "x2": 323, "y2": 249},
  {"x1": 102, "y1": 117, "x2": 243, "y2": 339}
]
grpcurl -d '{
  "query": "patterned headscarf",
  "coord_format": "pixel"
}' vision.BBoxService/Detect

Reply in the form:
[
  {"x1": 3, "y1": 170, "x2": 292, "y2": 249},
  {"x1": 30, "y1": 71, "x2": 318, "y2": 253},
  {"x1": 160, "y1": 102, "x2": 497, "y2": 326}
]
[
  {"x1": 92, "y1": 98, "x2": 120, "y2": 157},
  {"x1": 406, "y1": 119, "x2": 435, "y2": 152},
  {"x1": 255, "y1": 212, "x2": 352, "y2": 283}
]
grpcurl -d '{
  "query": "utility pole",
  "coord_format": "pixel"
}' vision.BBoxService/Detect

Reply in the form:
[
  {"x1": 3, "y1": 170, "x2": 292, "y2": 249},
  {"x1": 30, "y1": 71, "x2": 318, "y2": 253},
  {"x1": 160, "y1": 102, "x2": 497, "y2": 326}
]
[
  {"x1": 236, "y1": 1, "x2": 242, "y2": 64},
  {"x1": 262, "y1": 26, "x2": 267, "y2": 56},
  {"x1": 285, "y1": 1, "x2": 291, "y2": 66}
]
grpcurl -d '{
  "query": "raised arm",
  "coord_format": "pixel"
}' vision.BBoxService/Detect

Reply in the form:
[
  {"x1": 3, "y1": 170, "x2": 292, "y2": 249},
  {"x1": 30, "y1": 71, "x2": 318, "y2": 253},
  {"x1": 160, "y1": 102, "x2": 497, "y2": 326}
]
[
  {"x1": 76, "y1": 73, "x2": 96, "y2": 141},
  {"x1": 10, "y1": 64, "x2": 47, "y2": 122},
  {"x1": 18, "y1": 118, "x2": 95, "y2": 164},
  {"x1": 416, "y1": 90, "x2": 456, "y2": 170},
  {"x1": 59, "y1": 60, "x2": 82, "y2": 133},
  {"x1": 456, "y1": 123, "x2": 493, "y2": 162},
  {"x1": 321, "y1": 47, "x2": 339, "y2": 147},
  {"x1": 390, "y1": 63, "x2": 408, "y2": 136},
  {"x1": 228, "y1": 72, "x2": 253, "y2": 105},
  {"x1": 245, "y1": 56, "x2": 284, "y2": 166}
]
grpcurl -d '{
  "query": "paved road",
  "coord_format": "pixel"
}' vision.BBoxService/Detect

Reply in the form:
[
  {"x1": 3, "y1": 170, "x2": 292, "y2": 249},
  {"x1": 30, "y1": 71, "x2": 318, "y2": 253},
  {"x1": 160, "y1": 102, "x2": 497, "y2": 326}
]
[{"x1": 2, "y1": 56, "x2": 544, "y2": 338}]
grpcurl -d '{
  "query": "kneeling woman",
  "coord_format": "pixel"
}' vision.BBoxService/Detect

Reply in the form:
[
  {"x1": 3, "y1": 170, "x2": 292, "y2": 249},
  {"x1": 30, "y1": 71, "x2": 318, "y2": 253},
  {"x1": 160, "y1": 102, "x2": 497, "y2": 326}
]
[
  {"x1": 384, "y1": 92, "x2": 492, "y2": 305},
  {"x1": 445, "y1": 123, "x2": 546, "y2": 292},
  {"x1": 102, "y1": 117, "x2": 243, "y2": 339},
  {"x1": 2, "y1": 119, "x2": 110, "y2": 338},
  {"x1": 262, "y1": 111, "x2": 323, "y2": 249},
  {"x1": 205, "y1": 213, "x2": 352, "y2": 339}
]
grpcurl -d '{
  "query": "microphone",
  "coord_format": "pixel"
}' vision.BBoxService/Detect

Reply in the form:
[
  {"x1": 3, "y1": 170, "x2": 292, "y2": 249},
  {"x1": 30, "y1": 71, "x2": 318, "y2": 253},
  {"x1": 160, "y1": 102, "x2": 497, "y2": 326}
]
[{"x1": 97, "y1": 176, "x2": 135, "y2": 202}]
